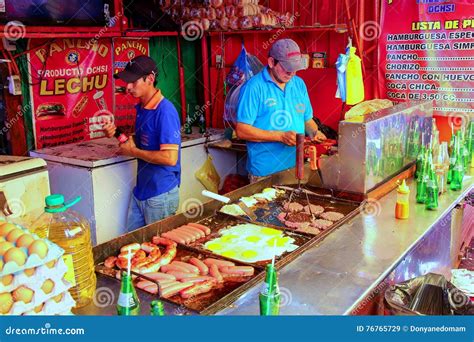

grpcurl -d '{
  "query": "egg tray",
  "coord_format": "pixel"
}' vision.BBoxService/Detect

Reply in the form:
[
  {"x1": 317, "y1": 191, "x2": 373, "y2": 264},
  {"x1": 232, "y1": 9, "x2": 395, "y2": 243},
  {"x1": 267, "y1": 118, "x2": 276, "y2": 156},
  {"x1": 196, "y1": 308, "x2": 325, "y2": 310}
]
[
  {"x1": 2, "y1": 277, "x2": 72, "y2": 316},
  {"x1": 96, "y1": 243, "x2": 263, "y2": 314},
  {"x1": 0, "y1": 257, "x2": 68, "y2": 293},
  {"x1": 23, "y1": 291, "x2": 76, "y2": 316},
  {"x1": 0, "y1": 225, "x2": 65, "y2": 278},
  {"x1": 185, "y1": 212, "x2": 314, "y2": 269}
]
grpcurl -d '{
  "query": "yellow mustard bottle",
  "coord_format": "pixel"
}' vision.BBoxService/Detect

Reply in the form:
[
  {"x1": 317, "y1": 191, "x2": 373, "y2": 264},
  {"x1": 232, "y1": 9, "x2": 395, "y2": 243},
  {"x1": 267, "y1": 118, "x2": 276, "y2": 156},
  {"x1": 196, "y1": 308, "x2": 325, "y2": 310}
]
[
  {"x1": 395, "y1": 179, "x2": 410, "y2": 220},
  {"x1": 32, "y1": 194, "x2": 96, "y2": 308}
]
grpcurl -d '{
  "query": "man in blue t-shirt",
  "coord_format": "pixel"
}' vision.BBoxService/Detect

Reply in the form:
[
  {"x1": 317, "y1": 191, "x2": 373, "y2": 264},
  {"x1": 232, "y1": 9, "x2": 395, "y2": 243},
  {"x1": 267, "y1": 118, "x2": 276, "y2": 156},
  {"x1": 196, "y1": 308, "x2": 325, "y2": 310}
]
[
  {"x1": 236, "y1": 39, "x2": 326, "y2": 182},
  {"x1": 103, "y1": 55, "x2": 181, "y2": 232}
]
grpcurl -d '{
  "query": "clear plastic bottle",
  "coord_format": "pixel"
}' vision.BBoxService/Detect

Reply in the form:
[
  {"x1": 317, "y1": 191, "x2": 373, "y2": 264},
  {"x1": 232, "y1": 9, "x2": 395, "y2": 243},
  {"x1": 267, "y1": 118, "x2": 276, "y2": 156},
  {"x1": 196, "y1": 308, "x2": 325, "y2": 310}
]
[{"x1": 32, "y1": 194, "x2": 96, "y2": 308}]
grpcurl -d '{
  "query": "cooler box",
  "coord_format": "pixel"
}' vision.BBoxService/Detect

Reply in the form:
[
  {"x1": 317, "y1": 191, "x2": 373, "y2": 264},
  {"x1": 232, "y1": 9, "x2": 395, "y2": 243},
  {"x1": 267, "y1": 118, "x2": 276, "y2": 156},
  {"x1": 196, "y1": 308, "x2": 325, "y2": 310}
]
[{"x1": 0, "y1": 155, "x2": 50, "y2": 226}]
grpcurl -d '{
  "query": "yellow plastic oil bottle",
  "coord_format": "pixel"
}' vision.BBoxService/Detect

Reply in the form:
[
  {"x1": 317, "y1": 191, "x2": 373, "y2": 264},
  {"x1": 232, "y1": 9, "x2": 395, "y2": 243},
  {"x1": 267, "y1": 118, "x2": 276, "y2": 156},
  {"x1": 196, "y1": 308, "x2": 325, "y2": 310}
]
[{"x1": 32, "y1": 194, "x2": 96, "y2": 308}]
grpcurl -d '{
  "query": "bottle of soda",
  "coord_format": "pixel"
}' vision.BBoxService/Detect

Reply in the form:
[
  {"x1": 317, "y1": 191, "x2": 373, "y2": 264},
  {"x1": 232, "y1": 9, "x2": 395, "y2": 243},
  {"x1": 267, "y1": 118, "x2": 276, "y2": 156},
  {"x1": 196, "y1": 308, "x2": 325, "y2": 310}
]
[
  {"x1": 448, "y1": 131, "x2": 456, "y2": 156},
  {"x1": 468, "y1": 120, "x2": 474, "y2": 168},
  {"x1": 184, "y1": 114, "x2": 193, "y2": 134},
  {"x1": 259, "y1": 264, "x2": 281, "y2": 316},
  {"x1": 117, "y1": 271, "x2": 140, "y2": 316},
  {"x1": 425, "y1": 168, "x2": 439, "y2": 210},
  {"x1": 462, "y1": 137, "x2": 470, "y2": 171},
  {"x1": 150, "y1": 300, "x2": 165, "y2": 316},
  {"x1": 416, "y1": 152, "x2": 429, "y2": 204},
  {"x1": 447, "y1": 136, "x2": 457, "y2": 184},
  {"x1": 435, "y1": 142, "x2": 449, "y2": 194},
  {"x1": 450, "y1": 138, "x2": 464, "y2": 191},
  {"x1": 199, "y1": 114, "x2": 206, "y2": 134},
  {"x1": 415, "y1": 145, "x2": 425, "y2": 179}
]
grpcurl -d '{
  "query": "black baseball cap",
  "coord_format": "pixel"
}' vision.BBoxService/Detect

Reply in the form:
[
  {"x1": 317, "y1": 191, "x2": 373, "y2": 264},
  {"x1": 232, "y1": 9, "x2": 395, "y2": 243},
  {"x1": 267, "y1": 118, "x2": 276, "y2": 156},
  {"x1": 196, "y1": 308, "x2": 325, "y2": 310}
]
[{"x1": 113, "y1": 55, "x2": 158, "y2": 83}]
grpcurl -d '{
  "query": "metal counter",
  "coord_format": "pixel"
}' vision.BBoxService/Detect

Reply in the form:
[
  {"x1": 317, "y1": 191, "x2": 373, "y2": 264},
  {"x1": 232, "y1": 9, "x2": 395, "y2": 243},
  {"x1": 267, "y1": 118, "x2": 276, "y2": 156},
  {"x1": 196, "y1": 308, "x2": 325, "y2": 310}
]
[
  {"x1": 77, "y1": 172, "x2": 473, "y2": 316},
  {"x1": 217, "y1": 173, "x2": 473, "y2": 315}
]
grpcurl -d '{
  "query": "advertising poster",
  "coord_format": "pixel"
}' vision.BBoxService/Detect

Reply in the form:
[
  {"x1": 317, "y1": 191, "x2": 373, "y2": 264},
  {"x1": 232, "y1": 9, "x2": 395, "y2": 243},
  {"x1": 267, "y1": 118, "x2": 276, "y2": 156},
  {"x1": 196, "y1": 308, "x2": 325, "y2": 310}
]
[
  {"x1": 112, "y1": 38, "x2": 149, "y2": 135},
  {"x1": 28, "y1": 38, "x2": 113, "y2": 148},
  {"x1": 378, "y1": 0, "x2": 473, "y2": 139}
]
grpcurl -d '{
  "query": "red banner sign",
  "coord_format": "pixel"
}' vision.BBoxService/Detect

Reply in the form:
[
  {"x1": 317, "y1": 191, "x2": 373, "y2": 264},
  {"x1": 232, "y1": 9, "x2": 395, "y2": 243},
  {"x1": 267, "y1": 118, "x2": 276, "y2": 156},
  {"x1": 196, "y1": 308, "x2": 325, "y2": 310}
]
[
  {"x1": 28, "y1": 38, "x2": 113, "y2": 148},
  {"x1": 378, "y1": 0, "x2": 473, "y2": 135},
  {"x1": 112, "y1": 38, "x2": 149, "y2": 135}
]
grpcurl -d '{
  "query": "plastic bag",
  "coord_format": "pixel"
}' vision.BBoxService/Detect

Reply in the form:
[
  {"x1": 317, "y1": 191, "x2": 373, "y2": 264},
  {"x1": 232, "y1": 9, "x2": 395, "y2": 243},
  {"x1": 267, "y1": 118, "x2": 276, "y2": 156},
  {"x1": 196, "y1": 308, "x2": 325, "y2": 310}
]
[
  {"x1": 346, "y1": 47, "x2": 365, "y2": 105},
  {"x1": 224, "y1": 44, "x2": 264, "y2": 127},
  {"x1": 226, "y1": 44, "x2": 262, "y2": 88},
  {"x1": 384, "y1": 273, "x2": 474, "y2": 315},
  {"x1": 195, "y1": 155, "x2": 221, "y2": 193},
  {"x1": 335, "y1": 52, "x2": 349, "y2": 102}
]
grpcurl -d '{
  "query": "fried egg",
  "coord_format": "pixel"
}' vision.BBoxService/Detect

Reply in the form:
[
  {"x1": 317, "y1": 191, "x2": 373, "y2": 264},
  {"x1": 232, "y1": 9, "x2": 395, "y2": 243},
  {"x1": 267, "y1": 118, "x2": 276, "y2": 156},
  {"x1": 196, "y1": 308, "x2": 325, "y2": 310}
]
[{"x1": 204, "y1": 223, "x2": 298, "y2": 263}]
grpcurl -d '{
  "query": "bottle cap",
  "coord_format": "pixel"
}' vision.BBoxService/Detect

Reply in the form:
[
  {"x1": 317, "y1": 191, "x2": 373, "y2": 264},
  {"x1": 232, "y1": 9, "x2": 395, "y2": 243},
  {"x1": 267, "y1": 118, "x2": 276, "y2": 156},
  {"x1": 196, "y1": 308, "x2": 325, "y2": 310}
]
[
  {"x1": 45, "y1": 195, "x2": 81, "y2": 213},
  {"x1": 45, "y1": 194, "x2": 64, "y2": 207},
  {"x1": 397, "y1": 179, "x2": 410, "y2": 194}
]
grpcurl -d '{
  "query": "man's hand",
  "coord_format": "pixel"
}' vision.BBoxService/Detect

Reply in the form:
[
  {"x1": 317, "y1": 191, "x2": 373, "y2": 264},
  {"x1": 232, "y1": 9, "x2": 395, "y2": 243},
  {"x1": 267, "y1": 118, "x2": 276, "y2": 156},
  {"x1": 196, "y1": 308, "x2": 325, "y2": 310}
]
[
  {"x1": 119, "y1": 137, "x2": 137, "y2": 157},
  {"x1": 102, "y1": 118, "x2": 116, "y2": 139},
  {"x1": 313, "y1": 130, "x2": 327, "y2": 143},
  {"x1": 279, "y1": 131, "x2": 297, "y2": 146}
]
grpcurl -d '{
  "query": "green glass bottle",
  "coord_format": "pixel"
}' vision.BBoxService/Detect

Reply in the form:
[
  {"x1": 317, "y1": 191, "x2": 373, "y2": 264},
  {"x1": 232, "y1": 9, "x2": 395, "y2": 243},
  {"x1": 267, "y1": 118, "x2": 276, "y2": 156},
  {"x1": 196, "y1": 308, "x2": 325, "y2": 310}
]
[
  {"x1": 150, "y1": 300, "x2": 165, "y2": 316},
  {"x1": 184, "y1": 114, "x2": 193, "y2": 134},
  {"x1": 450, "y1": 139, "x2": 464, "y2": 191},
  {"x1": 415, "y1": 145, "x2": 426, "y2": 179},
  {"x1": 117, "y1": 272, "x2": 140, "y2": 316},
  {"x1": 448, "y1": 132, "x2": 456, "y2": 156},
  {"x1": 447, "y1": 136, "x2": 457, "y2": 184},
  {"x1": 468, "y1": 121, "x2": 474, "y2": 167},
  {"x1": 425, "y1": 168, "x2": 439, "y2": 210},
  {"x1": 416, "y1": 151, "x2": 429, "y2": 204},
  {"x1": 198, "y1": 114, "x2": 206, "y2": 134},
  {"x1": 259, "y1": 264, "x2": 281, "y2": 316},
  {"x1": 462, "y1": 135, "x2": 470, "y2": 171}
]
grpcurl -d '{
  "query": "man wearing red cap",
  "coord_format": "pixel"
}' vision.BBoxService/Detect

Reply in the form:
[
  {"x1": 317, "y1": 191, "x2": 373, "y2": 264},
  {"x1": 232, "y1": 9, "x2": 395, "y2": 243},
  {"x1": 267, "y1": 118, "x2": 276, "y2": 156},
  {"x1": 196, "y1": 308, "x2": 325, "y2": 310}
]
[
  {"x1": 103, "y1": 55, "x2": 181, "y2": 231},
  {"x1": 236, "y1": 39, "x2": 326, "y2": 182}
]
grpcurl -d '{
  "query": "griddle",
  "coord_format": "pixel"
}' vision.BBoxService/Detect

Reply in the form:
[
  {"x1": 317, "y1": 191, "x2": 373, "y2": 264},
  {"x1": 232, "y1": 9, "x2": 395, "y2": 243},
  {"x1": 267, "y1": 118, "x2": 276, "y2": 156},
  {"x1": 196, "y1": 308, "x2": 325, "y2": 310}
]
[
  {"x1": 92, "y1": 175, "x2": 364, "y2": 315},
  {"x1": 96, "y1": 244, "x2": 263, "y2": 315}
]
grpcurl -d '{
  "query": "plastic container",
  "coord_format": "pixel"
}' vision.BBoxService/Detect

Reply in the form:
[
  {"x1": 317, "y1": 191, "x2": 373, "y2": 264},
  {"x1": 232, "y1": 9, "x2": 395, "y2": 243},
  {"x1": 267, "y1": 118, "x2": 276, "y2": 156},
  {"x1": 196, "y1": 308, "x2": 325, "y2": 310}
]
[
  {"x1": 31, "y1": 194, "x2": 96, "y2": 308},
  {"x1": 395, "y1": 179, "x2": 410, "y2": 219}
]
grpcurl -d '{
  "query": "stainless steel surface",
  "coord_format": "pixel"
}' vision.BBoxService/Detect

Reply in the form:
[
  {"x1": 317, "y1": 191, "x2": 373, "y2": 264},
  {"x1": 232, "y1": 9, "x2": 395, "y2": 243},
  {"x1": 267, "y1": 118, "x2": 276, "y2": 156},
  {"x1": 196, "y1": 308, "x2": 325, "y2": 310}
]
[
  {"x1": 319, "y1": 101, "x2": 433, "y2": 193},
  {"x1": 29, "y1": 129, "x2": 225, "y2": 168},
  {"x1": 216, "y1": 173, "x2": 473, "y2": 315},
  {"x1": 385, "y1": 210, "x2": 453, "y2": 286},
  {"x1": 75, "y1": 274, "x2": 196, "y2": 316},
  {"x1": 80, "y1": 169, "x2": 473, "y2": 316}
]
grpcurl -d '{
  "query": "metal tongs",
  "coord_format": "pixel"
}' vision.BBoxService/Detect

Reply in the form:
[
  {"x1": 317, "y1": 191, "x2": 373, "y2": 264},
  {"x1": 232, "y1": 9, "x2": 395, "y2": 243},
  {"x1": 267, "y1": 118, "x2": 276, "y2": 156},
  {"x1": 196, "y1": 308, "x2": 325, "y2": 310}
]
[{"x1": 284, "y1": 134, "x2": 316, "y2": 220}]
